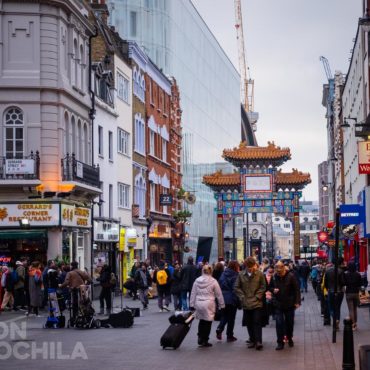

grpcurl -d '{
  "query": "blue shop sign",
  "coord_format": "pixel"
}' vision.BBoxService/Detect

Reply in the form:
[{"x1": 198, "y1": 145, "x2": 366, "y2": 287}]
[{"x1": 339, "y1": 204, "x2": 364, "y2": 225}]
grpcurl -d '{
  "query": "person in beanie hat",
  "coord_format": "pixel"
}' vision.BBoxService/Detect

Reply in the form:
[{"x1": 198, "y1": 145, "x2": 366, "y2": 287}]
[{"x1": 153, "y1": 261, "x2": 171, "y2": 312}]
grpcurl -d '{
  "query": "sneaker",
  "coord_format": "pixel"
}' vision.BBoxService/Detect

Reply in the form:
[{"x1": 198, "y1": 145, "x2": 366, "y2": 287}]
[
  {"x1": 143, "y1": 305, "x2": 148, "y2": 310},
  {"x1": 247, "y1": 343, "x2": 255, "y2": 348},
  {"x1": 227, "y1": 336, "x2": 237, "y2": 342},
  {"x1": 200, "y1": 342, "x2": 212, "y2": 347},
  {"x1": 159, "y1": 309, "x2": 163, "y2": 313},
  {"x1": 163, "y1": 306, "x2": 170, "y2": 312},
  {"x1": 288, "y1": 339, "x2": 294, "y2": 347},
  {"x1": 36, "y1": 315, "x2": 42, "y2": 318},
  {"x1": 216, "y1": 329, "x2": 222, "y2": 340}
]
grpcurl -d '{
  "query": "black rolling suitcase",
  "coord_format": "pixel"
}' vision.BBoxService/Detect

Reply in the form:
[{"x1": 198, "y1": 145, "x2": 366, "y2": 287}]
[{"x1": 161, "y1": 313, "x2": 194, "y2": 349}]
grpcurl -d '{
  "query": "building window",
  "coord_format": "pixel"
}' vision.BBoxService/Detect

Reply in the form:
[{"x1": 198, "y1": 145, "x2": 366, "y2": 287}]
[
  {"x1": 252, "y1": 213, "x2": 257, "y2": 222},
  {"x1": 162, "y1": 139, "x2": 167, "y2": 162},
  {"x1": 118, "y1": 182, "x2": 130, "y2": 209},
  {"x1": 130, "y1": 11, "x2": 137, "y2": 37},
  {"x1": 118, "y1": 128, "x2": 129, "y2": 155},
  {"x1": 150, "y1": 182, "x2": 156, "y2": 211},
  {"x1": 134, "y1": 172, "x2": 146, "y2": 219},
  {"x1": 109, "y1": 184, "x2": 113, "y2": 218},
  {"x1": 149, "y1": 130, "x2": 155, "y2": 156},
  {"x1": 4, "y1": 107, "x2": 24, "y2": 159},
  {"x1": 117, "y1": 72, "x2": 129, "y2": 103},
  {"x1": 134, "y1": 114, "x2": 145, "y2": 155},
  {"x1": 108, "y1": 131, "x2": 113, "y2": 161},
  {"x1": 149, "y1": 80, "x2": 153, "y2": 105},
  {"x1": 98, "y1": 125, "x2": 103, "y2": 156}
]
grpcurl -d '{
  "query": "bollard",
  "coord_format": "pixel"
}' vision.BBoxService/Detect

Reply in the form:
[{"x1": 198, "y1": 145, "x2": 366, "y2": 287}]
[{"x1": 342, "y1": 318, "x2": 355, "y2": 370}]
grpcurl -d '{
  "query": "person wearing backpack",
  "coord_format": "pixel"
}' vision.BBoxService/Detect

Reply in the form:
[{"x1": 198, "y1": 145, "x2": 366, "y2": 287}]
[
  {"x1": 134, "y1": 262, "x2": 152, "y2": 310},
  {"x1": 13, "y1": 261, "x2": 26, "y2": 311},
  {"x1": 153, "y1": 261, "x2": 171, "y2": 312},
  {"x1": 0, "y1": 266, "x2": 15, "y2": 312}
]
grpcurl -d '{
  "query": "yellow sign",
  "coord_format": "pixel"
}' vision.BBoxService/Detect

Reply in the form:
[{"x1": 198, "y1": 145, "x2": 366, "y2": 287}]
[{"x1": 119, "y1": 228, "x2": 125, "y2": 252}]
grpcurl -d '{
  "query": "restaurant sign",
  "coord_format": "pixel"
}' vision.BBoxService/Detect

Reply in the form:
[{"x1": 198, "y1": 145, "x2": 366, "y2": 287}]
[
  {"x1": 0, "y1": 203, "x2": 59, "y2": 226},
  {"x1": 61, "y1": 204, "x2": 91, "y2": 228}
]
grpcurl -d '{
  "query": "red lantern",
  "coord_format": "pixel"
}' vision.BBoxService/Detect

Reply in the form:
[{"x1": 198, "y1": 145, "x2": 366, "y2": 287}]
[{"x1": 318, "y1": 231, "x2": 328, "y2": 243}]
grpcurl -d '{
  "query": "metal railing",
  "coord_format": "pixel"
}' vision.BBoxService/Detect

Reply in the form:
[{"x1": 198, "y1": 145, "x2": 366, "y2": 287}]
[
  {"x1": 0, "y1": 151, "x2": 40, "y2": 180},
  {"x1": 61, "y1": 153, "x2": 100, "y2": 188}
]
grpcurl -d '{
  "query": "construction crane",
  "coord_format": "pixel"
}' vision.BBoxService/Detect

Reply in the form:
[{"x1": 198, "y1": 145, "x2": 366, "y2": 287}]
[
  {"x1": 319, "y1": 56, "x2": 333, "y2": 81},
  {"x1": 234, "y1": 0, "x2": 258, "y2": 131}
]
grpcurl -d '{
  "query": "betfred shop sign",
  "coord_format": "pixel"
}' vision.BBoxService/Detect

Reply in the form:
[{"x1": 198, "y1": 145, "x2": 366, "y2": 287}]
[{"x1": 358, "y1": 141, "x2": 370, "y2": 174}]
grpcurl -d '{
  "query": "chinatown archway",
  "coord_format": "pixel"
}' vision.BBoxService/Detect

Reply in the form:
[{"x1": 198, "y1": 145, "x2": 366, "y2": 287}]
[{"x1": 203, "y1": 142, "x2": 311, "y2": 261}]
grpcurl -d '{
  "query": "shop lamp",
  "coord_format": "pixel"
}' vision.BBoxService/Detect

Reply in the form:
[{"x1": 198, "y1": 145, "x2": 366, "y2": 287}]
[{"x1": 19, "y1": 219, "x2": 30, "y2": 229}]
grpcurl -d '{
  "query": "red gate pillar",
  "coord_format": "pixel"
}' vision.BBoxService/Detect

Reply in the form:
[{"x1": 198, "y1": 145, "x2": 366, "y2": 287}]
[{"x1": 217, "y1": 214, "x2": 224, "y2": 260}]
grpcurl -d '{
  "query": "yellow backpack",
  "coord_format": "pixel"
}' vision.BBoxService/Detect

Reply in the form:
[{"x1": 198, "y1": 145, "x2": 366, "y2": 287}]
[{"x1": 156, "y1": 270, "x2": 167, "y2": 285}]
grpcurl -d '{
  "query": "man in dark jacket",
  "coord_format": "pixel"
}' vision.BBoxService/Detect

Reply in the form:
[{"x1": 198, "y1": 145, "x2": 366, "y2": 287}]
[
  {"x1": 180, "y1": 256, "x2": 199, "y2": 310},
  {"x1": 153, "y1": 261, "x2": 171, "y2": 312},
  {"x1": 324, "y1": 257, "x2": 345, "y2": 330},
  {"x1": 298, "y1": 260, "x2": 310, "y2": 293},
  {"x1": 271, "y1": 261, "x2": 301, "y2": 350},
  {"x1": 134, "y1": 263, "x2": 152, "y2": 310}
]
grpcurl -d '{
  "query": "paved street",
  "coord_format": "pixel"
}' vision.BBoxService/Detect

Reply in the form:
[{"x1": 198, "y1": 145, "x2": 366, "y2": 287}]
[{"x1": 1, "y1": 287, "x2": 370, "y2": 370}]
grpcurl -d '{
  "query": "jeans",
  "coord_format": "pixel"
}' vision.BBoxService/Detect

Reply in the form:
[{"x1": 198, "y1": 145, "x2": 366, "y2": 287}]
[
  {"x1": 157, "y1": 288, "x2": 171, "y2": 309},
  {"x1": 139, "y1": 288, "x2": 149, "y2": 307},
  {"x1": 346, "y1": 293, "x2": 359, "y2": 324},
  {"x1": 217, "y1": 304, "x2": 237, "y2": 338},
  {"x1": 172, "y1": 294, "x2": 181, "y2": 310},
  {"x1": 299, "y1": 277, "x2": 308, "y2": 292},
  {"x1": 275, "y1": 308, "x2": 295, "y2": 344},
  {"x1": 99, "y1": 287, "x2": 112, "y2": 310},
  {"x1": 180, "y1": 290, "x2": 189, "y2": 310},
  {"x1": 198, "y1": 319, "x2": 212, "y2": 344},
  {"x1": 243, "y1": 308, "x2": 263, "y2": 344},
  {"x1": 328, "y1": 291, "x2": 344, "y2": 323}
]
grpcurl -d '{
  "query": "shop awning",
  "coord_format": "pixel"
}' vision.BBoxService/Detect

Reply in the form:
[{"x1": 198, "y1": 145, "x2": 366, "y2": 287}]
[{"x1": 0, "y1": 230, "x2": 47, "y2": 240}]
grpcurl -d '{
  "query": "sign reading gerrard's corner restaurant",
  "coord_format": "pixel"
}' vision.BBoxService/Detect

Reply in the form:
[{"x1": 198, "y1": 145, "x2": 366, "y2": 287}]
[{"x1": 0, "y1": 203, "x2": 59, "y2": 227}]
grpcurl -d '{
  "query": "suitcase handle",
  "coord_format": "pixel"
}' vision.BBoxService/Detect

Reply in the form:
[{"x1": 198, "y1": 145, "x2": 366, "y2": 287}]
[{"x1": 184, "y1": 313, "x2": 195, "y2": 324}]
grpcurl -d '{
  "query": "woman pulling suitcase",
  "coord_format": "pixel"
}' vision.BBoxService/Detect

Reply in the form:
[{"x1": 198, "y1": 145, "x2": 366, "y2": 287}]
[{"x1": 190, "y1": 264, "x2": 225, "y2": 347}]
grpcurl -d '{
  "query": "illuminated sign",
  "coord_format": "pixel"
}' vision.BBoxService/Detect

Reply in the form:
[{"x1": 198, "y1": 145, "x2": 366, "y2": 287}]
[
  {"x1": 0, "y1": 203, "x2": 59, "y2": 226},
  {"x1": 61, "y1": 204, "x2": 91, "y2": 228}
]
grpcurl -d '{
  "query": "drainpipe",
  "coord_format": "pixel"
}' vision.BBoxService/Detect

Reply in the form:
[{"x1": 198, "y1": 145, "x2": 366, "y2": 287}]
[{"x1": 88, "y1": 26, "x2": 98, "y2": 299}]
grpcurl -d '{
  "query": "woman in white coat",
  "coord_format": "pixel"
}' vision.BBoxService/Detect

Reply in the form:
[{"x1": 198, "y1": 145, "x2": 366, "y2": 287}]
[{"x1": 190, "y1": 264, "x2": 225, "y2": 347}]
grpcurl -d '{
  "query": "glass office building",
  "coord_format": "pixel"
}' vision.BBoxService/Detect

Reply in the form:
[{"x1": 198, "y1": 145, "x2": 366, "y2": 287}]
[{"x1": 108, "y1": 0, "x2": 242, "y2": 261}]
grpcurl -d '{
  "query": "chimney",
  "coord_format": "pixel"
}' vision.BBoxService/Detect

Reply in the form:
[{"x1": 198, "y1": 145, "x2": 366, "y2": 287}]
[{"x1": 90, "y1": 1, "x2": 109, "y2": 25}]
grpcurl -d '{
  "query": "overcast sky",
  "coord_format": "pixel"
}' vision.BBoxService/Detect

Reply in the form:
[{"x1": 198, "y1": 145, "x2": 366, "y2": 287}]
[{"x1": 192, "y1": 0, "x2": 361, "y2": 201}]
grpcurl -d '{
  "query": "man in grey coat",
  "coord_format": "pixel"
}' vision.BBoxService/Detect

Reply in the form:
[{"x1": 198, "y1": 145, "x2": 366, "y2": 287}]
[{"x1": 234, "y1": 257, "x2": 266, "y2": 350}]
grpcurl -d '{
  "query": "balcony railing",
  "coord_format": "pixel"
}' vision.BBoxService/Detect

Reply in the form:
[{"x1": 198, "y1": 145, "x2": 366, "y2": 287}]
[
  {"x1": 0, "y1": 151, "x2": 40, "y2": 180},
  {"x1": 61, "y1": 153, "x2": 100, "y2": 188}
]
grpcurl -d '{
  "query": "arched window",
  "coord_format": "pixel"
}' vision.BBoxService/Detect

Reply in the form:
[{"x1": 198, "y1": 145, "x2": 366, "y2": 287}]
[
  {"x1": 73, "y1": 38, "x2": 78, "y2": 87},
  {"x1": 64, "y1": 112, "x2": 69, "y2": 156},
  {"x1": 71, "y1": 116, "x2": 76, "y2": 155},
  {"x1": 83, "y1": 123, "x2": 88, "y2": 163},
  {"x1": 80, "y1": 44, "x2": 84, "y2": 91},
  {"x1": 77, "y1": 119, "x2": 82, "y2": 160},
  {"x1": 4, "y1": 107, "x2": 24, "y2": 159}
]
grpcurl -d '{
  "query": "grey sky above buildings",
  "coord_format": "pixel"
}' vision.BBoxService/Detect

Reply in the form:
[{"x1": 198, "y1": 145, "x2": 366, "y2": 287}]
[{"x1": 192, "y1": 0, "x2": 361, "y2": 201}]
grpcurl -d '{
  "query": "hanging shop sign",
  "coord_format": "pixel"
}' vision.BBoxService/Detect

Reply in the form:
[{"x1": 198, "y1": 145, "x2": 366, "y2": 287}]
[
  {"x1": 358, "y1": 141, "x2": 370, "y2": 174},
  {"x1": 159, "y1": 194, "x2": 173, "y2": 205},
  {"x1": 0, "y1": 203, "x2": 59, "y2": 227},
  {"x1": 149, "y1": 221, "x2": 171, "y2": 238},
  {"x1": 61, "y1": 204, "x2": 91, "y2": 228},
  {"x1": 339, "y1": 204, "x2": 364, "y2": 225},
  {"x1": 94, "y1": 221, "x2": 119, "y2": 242},
  {"x1": 5, "y1": 159, "x2": 35, "y2": 175},
  {"x1": 341, "y1": 224, "x2": 358, "y2": 239}
]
